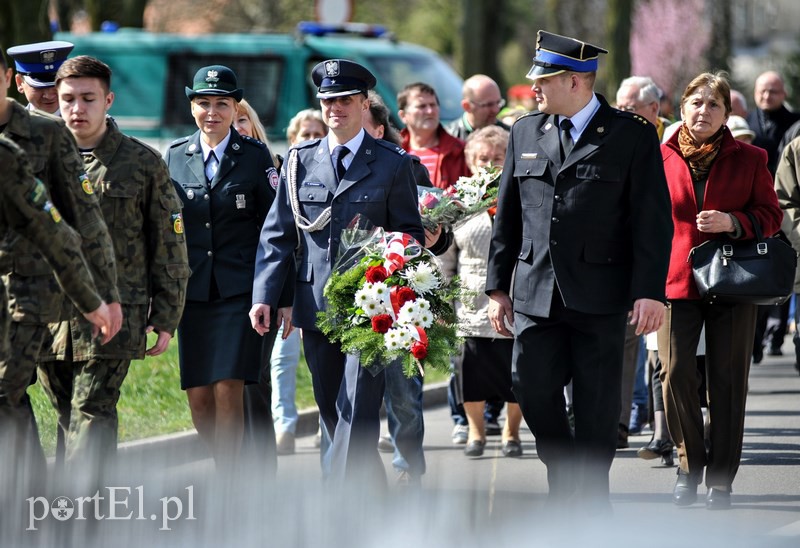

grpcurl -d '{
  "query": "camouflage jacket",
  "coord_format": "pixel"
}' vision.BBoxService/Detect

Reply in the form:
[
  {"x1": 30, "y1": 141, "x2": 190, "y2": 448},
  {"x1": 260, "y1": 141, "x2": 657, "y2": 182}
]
[
  {"x1": 46, "y1": 118, "x2": 190, "y2": 361},
  {"x1": 0, "y1": 98, "x2": 119, "y2": 324},
  {"x1": 0, "y1": 136, "x2": 103, "y2": 358}
]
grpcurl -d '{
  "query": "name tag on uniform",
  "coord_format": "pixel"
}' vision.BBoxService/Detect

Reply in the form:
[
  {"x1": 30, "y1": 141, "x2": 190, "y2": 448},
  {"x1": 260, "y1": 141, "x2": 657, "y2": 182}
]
[
  {"x1": 236, "y1": 194, "x2": 246, "y2": 209},
  {"x1": 520, "y1": 153, "x2": 538, "y2": 159}
]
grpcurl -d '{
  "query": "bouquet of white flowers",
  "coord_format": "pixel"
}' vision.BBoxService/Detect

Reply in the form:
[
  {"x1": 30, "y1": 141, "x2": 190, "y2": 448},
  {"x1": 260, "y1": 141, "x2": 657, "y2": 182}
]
[{"x1": 417, "y1": 166, "x2": 501, "y2": 230}]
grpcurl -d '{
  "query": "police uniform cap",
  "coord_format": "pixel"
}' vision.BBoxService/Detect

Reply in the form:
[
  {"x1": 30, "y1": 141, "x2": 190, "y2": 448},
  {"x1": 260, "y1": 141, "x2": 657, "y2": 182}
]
[
  {"x1": 312, "y1": 59, "x2": 376, "y2": 99},
  {"x1": 526, "y1": 30, "x2": 608, "y2": 81},
  {"x1": 185, "y1": 65, "x2": 244, "y2": 102},
  {"x1": 6, "y1": 41, "x2": 74, "y2": 88}
]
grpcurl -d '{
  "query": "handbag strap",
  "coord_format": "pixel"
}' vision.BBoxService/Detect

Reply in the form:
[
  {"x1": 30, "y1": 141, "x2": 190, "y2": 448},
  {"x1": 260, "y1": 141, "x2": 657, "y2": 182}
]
[{"x1": 742, "y1": 211, "x2": 764, "y2": 241}]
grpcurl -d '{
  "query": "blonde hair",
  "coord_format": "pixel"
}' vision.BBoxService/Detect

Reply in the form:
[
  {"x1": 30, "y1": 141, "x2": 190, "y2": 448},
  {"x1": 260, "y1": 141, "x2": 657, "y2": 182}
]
[
  {"x1": 236, "y1": 99, "x2": 269, "y2": 143},
  {"x1": 464, "y1": 125, "x2": 509, "y2": 168},
  {"x1": 286, "y1": 108, "x2": 326, "y2": 144}
]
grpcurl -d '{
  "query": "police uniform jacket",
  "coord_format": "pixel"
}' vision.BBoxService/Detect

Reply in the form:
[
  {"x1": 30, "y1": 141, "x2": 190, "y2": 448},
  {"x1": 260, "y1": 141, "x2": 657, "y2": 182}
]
[
  {"x1": 0, "y1": 136, "x2": 102, "y2": 344},
  {"x1": 486, "y1": 96, "x2": 673, "y2": 318},
  {"x1": 167, "y1": 128, "x2": 277, "y2": 303},
  {"x1": 44, "y1": 118, "x2": 190, "y2": 361},
  {"x1": 0, "y1": 98, "x2": 118, "y2": 324},
  {"x1": 252, "y1": 132, "x2": 424, "y2": 330}
]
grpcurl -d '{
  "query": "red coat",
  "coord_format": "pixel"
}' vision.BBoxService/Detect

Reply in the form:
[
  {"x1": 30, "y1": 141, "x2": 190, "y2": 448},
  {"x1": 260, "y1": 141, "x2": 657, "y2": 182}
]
[
  {"x1": 662, "y1": 127, "x2": 782, "y2": 299},
  {"x1": 400, "y1": 125, "x2": 471, "y2": 188}
]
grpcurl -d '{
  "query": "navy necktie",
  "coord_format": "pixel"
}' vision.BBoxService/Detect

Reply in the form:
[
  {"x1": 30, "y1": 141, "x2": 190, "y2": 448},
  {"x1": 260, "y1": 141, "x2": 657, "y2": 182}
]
[
  {"x1": 205, "y1": 151, "x2": 218, "y2": 182},
  {"x1": 560, "y1": 118, "x2": 574, "y2": 161},
  {"x1": 332, "y1": 145, "x2": 348, "y2": 183}
]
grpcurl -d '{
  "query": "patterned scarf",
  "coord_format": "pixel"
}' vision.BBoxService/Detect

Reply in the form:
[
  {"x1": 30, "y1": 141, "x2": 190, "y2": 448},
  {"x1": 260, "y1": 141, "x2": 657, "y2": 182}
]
[{"x1": 678, "y1": 123, "x2": 725, "y2": 182}]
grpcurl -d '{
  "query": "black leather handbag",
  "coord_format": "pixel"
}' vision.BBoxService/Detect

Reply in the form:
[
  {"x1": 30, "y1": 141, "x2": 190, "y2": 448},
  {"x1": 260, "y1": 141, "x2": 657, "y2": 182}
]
[{"x1": 689, "y1": 212, "x2": 797, "y2": 305}]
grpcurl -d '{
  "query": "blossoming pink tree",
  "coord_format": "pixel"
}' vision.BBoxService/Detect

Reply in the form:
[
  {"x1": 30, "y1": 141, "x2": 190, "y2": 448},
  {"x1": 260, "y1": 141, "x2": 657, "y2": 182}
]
[{"x1": 630, "y1": 0, "x2": 711, "y2": 112}]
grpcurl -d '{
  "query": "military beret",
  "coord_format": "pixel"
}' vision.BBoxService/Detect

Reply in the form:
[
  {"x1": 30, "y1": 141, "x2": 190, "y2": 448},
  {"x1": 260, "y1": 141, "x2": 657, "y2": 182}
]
[
  {"x1": 312, "y1": 59, "x2": 376, "y2": 99},
  {"x1": 526, "y1": 30, "x2": 608, "y2": 80},
  {"x1": 185, "y1": 65, "x2": 243, "y2": 102},
  {"x1": 6, "y1": 41, "x2": 74, "y2": 88}
]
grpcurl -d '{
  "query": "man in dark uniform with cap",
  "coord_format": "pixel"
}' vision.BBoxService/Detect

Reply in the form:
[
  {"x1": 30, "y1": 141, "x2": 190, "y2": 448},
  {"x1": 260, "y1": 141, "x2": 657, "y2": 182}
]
[
  {"x1": 250, "y1": 59, "x2": 423, "y2": 485},
  {"x1": 7, "y1": 41, "x2": 74, "y2": 115},
  {"x1": 486, "y1": 30, "x2": 673, "y2": 506}
]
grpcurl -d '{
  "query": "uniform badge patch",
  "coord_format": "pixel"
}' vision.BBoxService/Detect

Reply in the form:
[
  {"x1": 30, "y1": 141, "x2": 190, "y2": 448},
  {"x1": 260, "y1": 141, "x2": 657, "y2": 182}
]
[
  {"x1": 30, "y1": 178, "x2": 47, "y2": 205},
  {"x1": 186, "y1": 189, "x2": 195, "y2": 200},
  {"x1": 267, "y1": 167, "x2": 279, "y2": 190},
  {"x1": 235, "y1": 194, "x2": 246, "y2": 209},
  {"x1": 44, "y1": 201, "x2": 62, "y2": 223},
  {"x1": 232, "y1": 143, "x2": 240, "y2": 151},
  {"x1": 171, "y1": 213, "x2": 184, "y2": 234},
  {"x1": 79, "y1": 173, "x2": 94, "y2": 195},
  {"x1": 325, "y1": 60, "x2": 340, "y2": 77}
]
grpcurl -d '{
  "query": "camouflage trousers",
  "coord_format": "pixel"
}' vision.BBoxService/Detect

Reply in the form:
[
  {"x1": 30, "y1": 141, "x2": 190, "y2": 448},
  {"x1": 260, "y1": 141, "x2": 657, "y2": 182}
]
[
  {"x1": 37, "y1": 357, "x2": 130, "y2": 482},
  {"x1": 0, "y1": 322, "x2": 51, "y2": 496}
]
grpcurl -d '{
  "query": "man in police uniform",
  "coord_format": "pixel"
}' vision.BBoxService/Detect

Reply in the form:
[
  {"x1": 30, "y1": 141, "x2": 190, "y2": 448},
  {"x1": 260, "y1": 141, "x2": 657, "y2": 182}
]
[
  {"x1": 0, "y1": 134, "x2": 115, "y2": 498},
  {"x1": 6, "y1": 41, "x2": 74, "y2": 115},
  {"x1": 486, "y1": 31, "x2": 673, "y2": 506},
  {"x1": 36, "y1": 56, "x2": 189, "y2": 484},
  {"x1": 0, "y1": 48, "x2": 121, "y2": 482},
  {"x1": 250, "y1": 59, "x2": 424, "y2": 484}
]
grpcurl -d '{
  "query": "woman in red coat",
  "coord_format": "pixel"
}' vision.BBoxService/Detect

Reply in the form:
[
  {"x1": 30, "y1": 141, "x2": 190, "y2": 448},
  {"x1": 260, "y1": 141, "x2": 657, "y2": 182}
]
[{"x1": 658, "y1": 72, "x2": 782, "y2": 510}]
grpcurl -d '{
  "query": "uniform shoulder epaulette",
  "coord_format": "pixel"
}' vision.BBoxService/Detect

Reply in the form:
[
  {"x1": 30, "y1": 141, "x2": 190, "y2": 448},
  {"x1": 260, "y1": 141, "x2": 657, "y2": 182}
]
[
  {"x1": 375, "y1": 138, "x2": 406, "y2": 156},
  {"x1": 616, "y1": 109, "x2": 651, "y2": 126},
  {"x1": 169, "y1": 136, "x2": 191, "y2": 148},
  {"x1": 127, "y1": 134, "x2": 163, "y2": 158},
  {"x1": 516, "y1": 110, "x2": 543, "y2": 122},
  {"x1": 240, "y1": 134, "x2": 268, "y2": 150},
  {"x1": 293, "y1": 138, "x2": 321, "y2": 150}
]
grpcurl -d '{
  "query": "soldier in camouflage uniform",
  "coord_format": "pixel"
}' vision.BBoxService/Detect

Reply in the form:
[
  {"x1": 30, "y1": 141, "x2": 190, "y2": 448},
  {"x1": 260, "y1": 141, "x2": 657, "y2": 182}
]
[
  {"x1": 38, "y1": 56, "x2": 189, "y2": 482},
  {"x1": 0, "y1": 134, "x2": 115, "y2": 496},
  {"x1": 0, "y1": 48, "x2": 122, "y2": 482}
]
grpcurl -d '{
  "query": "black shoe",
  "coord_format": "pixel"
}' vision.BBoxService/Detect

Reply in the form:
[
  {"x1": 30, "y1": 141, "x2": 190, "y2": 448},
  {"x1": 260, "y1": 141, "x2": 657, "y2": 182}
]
[
  {"x1": 464, "y1": 440, "x2": 485, "y2": 457},
  {"x1": 673, "y1": 469, "x2": 700, "y2": 506},
  {"x1": 753, "y1": 345, "x2": 764, "y2": 364},
  {"x1": 637, "y1": 438, "x2": 674, "y2": 463},
  {"x1": 617, "y1": 424, "x2": 629, "y2": 449},
  {"x1": 502, "y1": 440, "x2": 523, "y2": 457},
  {"x1": 706, "y1": 488, "x2": 731, "y2": 510},
  {"x1": 767, "y1": 347, "x2": 783, "y2": 356}
]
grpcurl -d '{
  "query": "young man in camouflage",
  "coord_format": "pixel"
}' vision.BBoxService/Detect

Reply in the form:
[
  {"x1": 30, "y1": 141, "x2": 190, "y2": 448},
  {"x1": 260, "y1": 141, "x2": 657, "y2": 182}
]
[
  {"x1": 0, "y1": 49, "x2": 122, "y2": 484},
  {"x1": 38, "y1": 56, "x2": 189, "y2": 484}
]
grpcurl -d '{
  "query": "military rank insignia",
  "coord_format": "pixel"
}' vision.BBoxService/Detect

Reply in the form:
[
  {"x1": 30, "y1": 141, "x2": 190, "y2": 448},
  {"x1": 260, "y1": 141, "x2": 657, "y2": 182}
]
[
  {"x1": 171, "y1": 213, "x2": 184, "y2": 234},
  {"x1": 30, "y1": 178, "x2": 47, "y2": 206},
  {"x1": 44, "y1": 201, "x2": 62, "y2": 223},
  {"x1": 79, "y1": 173, "x2": 94, "y2": 195}
]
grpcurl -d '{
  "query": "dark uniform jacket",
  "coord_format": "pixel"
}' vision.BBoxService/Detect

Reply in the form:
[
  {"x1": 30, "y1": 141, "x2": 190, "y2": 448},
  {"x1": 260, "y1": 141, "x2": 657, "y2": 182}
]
[
  {"x1": 167, "y1": 129, "x2": 277, "y2": 303},
  {"x1": 45, "y1": 119, "x2": 190, "y2": 361},
  {"x1": 0, "y1": 136, "x2": 102, "y2": 357},
  {"x1": 252, "y1": 133, "x2": 424, "y2": 330},
  {"x1": 0, "y1": 98, "x2": 118, "y2": 324},
  {"x1": 486, "y1": 96, "x2": 673, "y2": 318}
]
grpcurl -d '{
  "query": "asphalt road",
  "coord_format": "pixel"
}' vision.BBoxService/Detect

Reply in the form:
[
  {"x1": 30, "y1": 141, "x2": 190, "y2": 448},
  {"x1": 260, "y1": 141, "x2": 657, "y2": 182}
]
[{"x1": 10, "y1": 343, "x2": 800, "y2": 547}]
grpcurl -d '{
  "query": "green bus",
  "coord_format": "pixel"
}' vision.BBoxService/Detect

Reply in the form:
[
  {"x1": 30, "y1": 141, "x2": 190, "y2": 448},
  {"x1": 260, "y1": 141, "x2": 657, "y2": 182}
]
[{"x1": 55, "y1": 22, "x2": 464, "y2": 150}]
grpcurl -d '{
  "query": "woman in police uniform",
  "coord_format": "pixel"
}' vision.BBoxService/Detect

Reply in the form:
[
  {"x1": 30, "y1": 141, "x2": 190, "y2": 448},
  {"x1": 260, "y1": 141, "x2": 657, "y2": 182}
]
[{"x1": 165, "y1": 65, "x2": 281, "y2": 469}]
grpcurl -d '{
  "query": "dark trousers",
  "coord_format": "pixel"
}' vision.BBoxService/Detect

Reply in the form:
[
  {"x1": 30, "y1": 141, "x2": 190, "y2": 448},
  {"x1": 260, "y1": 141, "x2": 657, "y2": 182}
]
[
  {"x1": 242, "y1": 317, "x2": 279, "y2": 478},
  {"x1": 302, "y1": 330, "x2": 386, "y2": 485},
  {"x1": 659, "y1": 300, "x2": 756, "y2": 488},
  {"x1": 512, "y1": 299, "x2": 626, "y2": 501}
]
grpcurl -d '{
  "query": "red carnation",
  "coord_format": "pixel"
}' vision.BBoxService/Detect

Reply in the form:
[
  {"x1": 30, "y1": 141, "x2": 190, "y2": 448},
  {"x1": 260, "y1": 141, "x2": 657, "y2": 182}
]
[
  {"x1": 410, "y1": 341, "x2": 428, "y2": 360},
  {"x1": 371, "y1": 314, "x2": 393, "y2": 334},
  {"x1": 365, "y1": 266, "x2": 388, "y2": 283},
  {"x1": 396, "y1": 286, "x2": 417, "y2": 306}
]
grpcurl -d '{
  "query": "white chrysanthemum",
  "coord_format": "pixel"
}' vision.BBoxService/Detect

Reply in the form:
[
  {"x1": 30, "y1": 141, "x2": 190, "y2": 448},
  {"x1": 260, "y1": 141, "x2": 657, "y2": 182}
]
[
  {"x1": 385, "y1": 327, "x2": 414, "y2": 351},
  {"x1": 362, "y1": 300, "x2": 388, "y2": 318},
  {"x1": 401, "y1": 263, "x2": 441, "y2": 294},
  {"x1": 416, "y1": 299, "x2": 430, "y2": 311},
  {"x1": 397, "y1": 301, "x2": 419, "y2": 324}
]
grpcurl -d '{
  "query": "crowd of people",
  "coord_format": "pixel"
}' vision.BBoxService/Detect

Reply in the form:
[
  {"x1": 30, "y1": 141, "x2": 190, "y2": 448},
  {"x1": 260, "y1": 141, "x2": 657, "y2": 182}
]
[{"x1": 1, "y1": 28, "x2": 800, "y2": 514}]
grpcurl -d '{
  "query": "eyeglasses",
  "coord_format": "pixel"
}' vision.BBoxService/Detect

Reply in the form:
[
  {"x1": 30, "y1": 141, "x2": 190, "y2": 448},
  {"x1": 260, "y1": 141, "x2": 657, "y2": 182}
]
[
  {"x1": 469, "y1": 98, "x2": 506, "y2": 110},
  {"x1": 618, "y1": 102, "x2": 653, "y2": 113}
]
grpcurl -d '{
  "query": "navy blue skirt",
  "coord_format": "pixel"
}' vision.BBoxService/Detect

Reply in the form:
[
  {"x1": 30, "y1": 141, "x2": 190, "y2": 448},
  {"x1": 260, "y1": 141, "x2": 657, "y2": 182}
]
[{"x1": 178, "y1": 293, "x2": 261, "y2": 389}]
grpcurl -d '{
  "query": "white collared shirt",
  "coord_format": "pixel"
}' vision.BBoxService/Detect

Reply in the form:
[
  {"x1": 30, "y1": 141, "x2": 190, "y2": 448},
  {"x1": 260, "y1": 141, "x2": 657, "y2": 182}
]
[
  {"x1": 200, "y1": 130, "x2": 232, "y2": 164},
  {"x1": 328, "y1": 129, "x2": 366, "y2": 170}
]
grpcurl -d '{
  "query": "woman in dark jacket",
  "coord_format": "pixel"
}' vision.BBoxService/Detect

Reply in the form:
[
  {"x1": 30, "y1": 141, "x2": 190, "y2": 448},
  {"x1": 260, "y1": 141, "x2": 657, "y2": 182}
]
[
  {"x1": 165, "y1": 65, "x2": 282, "y2": 470},
  {"x1": 658, "y1": 71, "x2": 782, "y2": 509}
]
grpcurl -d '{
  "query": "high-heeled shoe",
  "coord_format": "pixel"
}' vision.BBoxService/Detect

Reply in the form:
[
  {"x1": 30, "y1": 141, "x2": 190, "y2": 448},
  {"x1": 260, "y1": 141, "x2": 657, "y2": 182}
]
[{"x1": 637, "y1": 438, "x2": 675, "y2": 466}]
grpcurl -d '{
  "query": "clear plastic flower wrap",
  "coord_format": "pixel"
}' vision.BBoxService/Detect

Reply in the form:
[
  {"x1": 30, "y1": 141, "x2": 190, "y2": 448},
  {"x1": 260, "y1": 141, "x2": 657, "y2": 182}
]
[{"x1": 417, "y1": 166, "x2": 501, "y2": 231}]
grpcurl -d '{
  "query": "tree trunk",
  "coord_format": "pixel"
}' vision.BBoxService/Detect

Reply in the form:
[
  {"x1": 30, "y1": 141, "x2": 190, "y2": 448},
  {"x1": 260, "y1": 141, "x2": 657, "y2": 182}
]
[
  {"x1": 602, "y1": 0, "x2": 633, "y2": 98},
  {"x1": 706, "y1": 0, "x2": 731, "y2": 73},
  {"x1": 461, "y1": 0, "x2": 506, "y2": 87}
]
